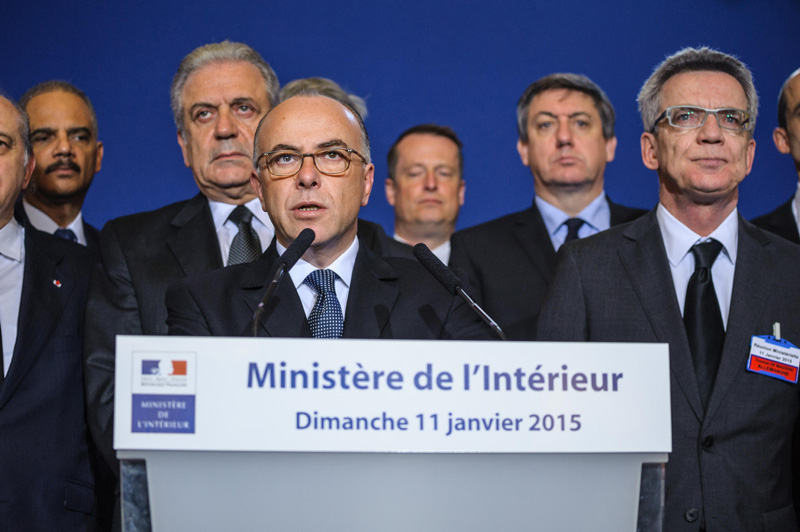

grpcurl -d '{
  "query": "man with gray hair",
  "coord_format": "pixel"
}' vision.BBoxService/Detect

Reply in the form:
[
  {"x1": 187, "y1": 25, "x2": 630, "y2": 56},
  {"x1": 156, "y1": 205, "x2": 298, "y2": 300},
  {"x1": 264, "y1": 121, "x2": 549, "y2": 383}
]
[
  {"x1": 0, "y1": 93, "x2": 101, "y2": 530},
  {"x1": 538, "y1": 47, "x2": 800, "y2": 531},
  {"x1": 83, "y1": 41, "x2": 278, "y2": 490},
  {"x1": 449, "y1": 73, "x2": 645, "y2": 340},
  {"x1": 18, "y1": 81, "x2": 103, "y2": 250}
]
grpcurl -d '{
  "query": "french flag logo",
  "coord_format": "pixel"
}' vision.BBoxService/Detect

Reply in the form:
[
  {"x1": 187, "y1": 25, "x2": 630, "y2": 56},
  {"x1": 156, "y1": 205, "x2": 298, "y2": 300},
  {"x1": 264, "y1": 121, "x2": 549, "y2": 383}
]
[{"x1": 141, "y1": 360, "x2": 188, "y2": 376}]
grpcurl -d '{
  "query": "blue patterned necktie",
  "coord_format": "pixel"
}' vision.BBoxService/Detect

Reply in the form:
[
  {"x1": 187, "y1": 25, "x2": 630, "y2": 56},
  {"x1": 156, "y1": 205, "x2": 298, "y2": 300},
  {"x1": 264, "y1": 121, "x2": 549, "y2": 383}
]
[
  {"x1": 54, "y1": 228, "x2": 78, "y2": 242},
  {"x1": 303, "y1": 269, "x2": 344, "y2": 338},
  {"x1": 227, "y1": 205, "x2": 262, "y2": 265}
]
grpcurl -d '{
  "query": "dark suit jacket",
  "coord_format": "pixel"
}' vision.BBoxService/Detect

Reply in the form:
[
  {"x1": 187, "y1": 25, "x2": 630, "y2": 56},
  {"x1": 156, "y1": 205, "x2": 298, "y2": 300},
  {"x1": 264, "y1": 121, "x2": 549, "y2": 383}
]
[
  {"x1": 449, "y1": 197, "x2": 646, "y2": 340},
  {"x1": 0, "y1": 222, "x2": 102, "y2": 531},
  {"x1": 83, "y1": 195, "x2": 421, "y2": 470},
  {"x1": 752, "y1": 198, "x2": 800, "y2": 245},
  {"x1": 166, "y1": 238, "x2": 494, "y2": 340},
  {"x1": 536, "y1": 210, "x2": 800, "y2": 532}
]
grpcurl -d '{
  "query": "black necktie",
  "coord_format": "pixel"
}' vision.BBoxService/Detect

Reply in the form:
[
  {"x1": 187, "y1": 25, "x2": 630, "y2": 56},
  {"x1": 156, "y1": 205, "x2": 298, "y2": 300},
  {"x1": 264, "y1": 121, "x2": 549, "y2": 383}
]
[
  {"x1": 563, "y1": 218, "x2": 585, "y2": 243},
  {"x1": 54, "y1": 228, "x2": 77, "y2": 242},
  {"x1": 227, "y1": 206, "x2": 262, "y2": 265},
  {"x1": 684, "y1": 240, "x2": 725, "y2": 410}
]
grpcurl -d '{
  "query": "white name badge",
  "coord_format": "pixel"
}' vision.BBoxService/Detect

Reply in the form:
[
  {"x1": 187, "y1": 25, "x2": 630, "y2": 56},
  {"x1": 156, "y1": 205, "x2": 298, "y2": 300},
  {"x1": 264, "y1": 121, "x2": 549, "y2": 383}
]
[
  {"x1": 114, "y1": 336, "x2": 671, "y2": 454},
  {"x1": 748, "y1": 335, "x2": 800, "y2": 384}
]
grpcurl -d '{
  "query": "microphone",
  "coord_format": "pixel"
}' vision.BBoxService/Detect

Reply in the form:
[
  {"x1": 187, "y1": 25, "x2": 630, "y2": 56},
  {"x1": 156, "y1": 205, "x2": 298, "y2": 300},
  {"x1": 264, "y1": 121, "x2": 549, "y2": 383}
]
[
  {"x1": 413, "y1": 243, "x2": 507, "y2": 341},
  {"x1": 251, "y1": 228, "x2": 315, "y2": 336}
]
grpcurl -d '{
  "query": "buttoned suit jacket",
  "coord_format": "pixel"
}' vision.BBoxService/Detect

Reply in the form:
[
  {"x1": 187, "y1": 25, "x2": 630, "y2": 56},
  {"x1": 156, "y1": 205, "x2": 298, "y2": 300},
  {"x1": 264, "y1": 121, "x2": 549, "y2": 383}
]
[
  {"x1": 0, "y1": 222, "x2": 101, "y2": 531},
  {"x1": 449, "y1": 198, "x2": 646, "y2": 340},
  {"x1": 165, "y1": 238, "x2": 494, "y2": 340},
  {"x1": 536, "y1": 209, "x2": 800, "y2": 532},
  {"x1": 752, "y1": 198, "x2": 800, "y2": 245}
]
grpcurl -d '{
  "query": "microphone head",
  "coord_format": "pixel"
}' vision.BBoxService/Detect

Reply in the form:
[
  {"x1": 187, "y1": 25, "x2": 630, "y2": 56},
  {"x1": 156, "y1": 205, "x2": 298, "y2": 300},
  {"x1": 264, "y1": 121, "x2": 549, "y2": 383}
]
[
  {"x1": 413, "y1": 243, "x2": 461, "y2": 295},
  {"x1": 280, "y1": 228, "x2": 316, "y2": 269}
]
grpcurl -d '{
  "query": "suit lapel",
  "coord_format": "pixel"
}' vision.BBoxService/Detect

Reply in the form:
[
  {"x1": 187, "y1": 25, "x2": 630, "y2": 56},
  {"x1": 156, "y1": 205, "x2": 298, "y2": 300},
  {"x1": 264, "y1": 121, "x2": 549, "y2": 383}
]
[
  {"x1": 241, "y1": 243, "x2": 311, "y2": 338},
  {"x1": 166, "y1": 194, "x2": 224, "y2": 277},
  {"x1": 0, "y1": 230, "x2": 72, "y2": 407},
  {"x1": 342, "y1": 245, "x2": 399, "y2": 338},
  {"x1": 704, "y1": 218, "x2": 772, "y2": 421},
  {"x1": 617, "y1": 211, "x2": 705, "y2": 421},
  {"x1": 512, "y1": 204, "x2": 557, "y2": 283}
]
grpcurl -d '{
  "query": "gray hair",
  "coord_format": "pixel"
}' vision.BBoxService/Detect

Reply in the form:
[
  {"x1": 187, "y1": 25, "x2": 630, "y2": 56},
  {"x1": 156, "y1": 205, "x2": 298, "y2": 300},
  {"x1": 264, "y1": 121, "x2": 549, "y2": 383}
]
[
  {"x1": 171, "y1": 40, "x2": 279, "y2": 135},
  {"x1": 638, "y1": 46, "x2": 759, "y2": 134},
  {"x1": 517, "y1": 73, "x2": 616, "y2": 141},
  {"x1": 280, "y1": 77, "x2": 368, "y2": 120},
  {"x1": 0, "y1": 92, "x2": 32, "y2": 166},
  {"x1": 253, "y1": 92, "x2": 371, "y2": 167},
  {"x1": 19, "y1": 80, "x2": 98, "y2": 136}
]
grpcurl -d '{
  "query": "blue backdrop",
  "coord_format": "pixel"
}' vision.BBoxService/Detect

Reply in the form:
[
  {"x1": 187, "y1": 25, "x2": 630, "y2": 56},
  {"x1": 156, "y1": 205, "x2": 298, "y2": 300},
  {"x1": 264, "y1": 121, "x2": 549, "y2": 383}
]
[{"x1": 5, "y1": 0, "x2": 800, "y2": 233}]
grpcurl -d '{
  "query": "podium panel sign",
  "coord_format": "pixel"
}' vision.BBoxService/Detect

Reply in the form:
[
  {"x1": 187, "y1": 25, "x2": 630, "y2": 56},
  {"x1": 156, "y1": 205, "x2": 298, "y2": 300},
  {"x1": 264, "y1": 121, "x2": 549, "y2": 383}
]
[{"x1": 115, "y1": 336, "x2": 670, "y2": 454}]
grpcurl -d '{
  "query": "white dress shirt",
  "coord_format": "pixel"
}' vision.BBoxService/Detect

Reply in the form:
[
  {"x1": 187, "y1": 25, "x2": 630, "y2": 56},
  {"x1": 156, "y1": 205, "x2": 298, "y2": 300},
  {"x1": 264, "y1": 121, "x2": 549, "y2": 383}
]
[
  {"x1": 394, "y1": 233, "x2": 451, "y2": 264},
  {"x1": 536, "y1": 192, "x2": 611, "y2": 251},
  {"x1": 657, "y1": 203, "x2": 738, "y2": 328},
  {"x1": 281, "y1": 236, "x2": 359, "y2": 320},
  {"x1": 0, "y1": 218, "x2": 25, "y2": 376},
  {"x1": 208, "y1": 197, "x2": 275, "y2": 263},
  {"x1": 22, "y1": 199, "x2": 88, "y2": 245}
]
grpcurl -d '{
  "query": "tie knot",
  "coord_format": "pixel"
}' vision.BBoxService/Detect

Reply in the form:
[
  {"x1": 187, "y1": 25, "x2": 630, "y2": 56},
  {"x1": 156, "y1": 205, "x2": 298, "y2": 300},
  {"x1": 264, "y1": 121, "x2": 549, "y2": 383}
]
[
  {"x1": 228, "y1": 205, "x2": 253, "y2": 227},
  {"x1": 563, "y1": 218, "x2": 585, "y2": 242},
  {"x1": 691, "y1": 239, "x2": 723, "y2": 270},
  {"x1": 304, "y1": 269, "x2": 339, "y2": 294},
  {"x1": 54, "y1": 228, "x2": 78, "y2": 242}
]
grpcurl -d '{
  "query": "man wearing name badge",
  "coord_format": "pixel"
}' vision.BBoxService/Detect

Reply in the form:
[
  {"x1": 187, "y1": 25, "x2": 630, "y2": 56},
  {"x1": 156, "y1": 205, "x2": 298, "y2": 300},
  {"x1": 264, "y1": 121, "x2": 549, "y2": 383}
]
[
  {"x1": 166, "y1": 93, "x2": 493, "y2": 340},
  {"x1": 0, "y1": 95, "x2": 101, "y2": 530},
  {"x1": 18, "y1": 81, "x2": 103, "y2": 252},
  {"x1": 537, "y1": 47, "x2": 800, "y2": 531},
  {"x1": 449, "y1": 73, "x2": 646, "y2": 340},
  {"x1": 83, "y1": 41, "x2": 278, "y2": 493},
  {"x1": 752, "y1": 68, "x2": 800, "y2": 244},
  {"x1": 383, "y1": 124, "x2": 465, "y2": 264}
]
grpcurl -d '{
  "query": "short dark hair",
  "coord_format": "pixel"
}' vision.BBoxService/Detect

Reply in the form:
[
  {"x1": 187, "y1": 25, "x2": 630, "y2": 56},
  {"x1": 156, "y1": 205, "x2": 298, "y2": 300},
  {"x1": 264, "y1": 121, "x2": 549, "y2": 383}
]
[
  {"x1": 386, "y1": 124, "x2": 463, "y2": 181},
  {"x1": 517, "y1": 73, "x2": 616, "y2": 141},
  {"x1": 777, "y1": 68, "x2": 800, "y2": 130},
  {"x1": 19, "y1": 80, "x2": 98, "y2": 136}
]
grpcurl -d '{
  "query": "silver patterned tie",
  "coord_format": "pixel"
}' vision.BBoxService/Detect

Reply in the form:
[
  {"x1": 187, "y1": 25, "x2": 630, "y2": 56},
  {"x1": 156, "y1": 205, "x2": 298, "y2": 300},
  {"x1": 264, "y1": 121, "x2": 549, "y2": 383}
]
[
  {"x1": 303, "y1": 269, "x2": 344, "y2": 338},
  {"x1": 227, "y1": 206, "x2": 262, "y2": 265}
]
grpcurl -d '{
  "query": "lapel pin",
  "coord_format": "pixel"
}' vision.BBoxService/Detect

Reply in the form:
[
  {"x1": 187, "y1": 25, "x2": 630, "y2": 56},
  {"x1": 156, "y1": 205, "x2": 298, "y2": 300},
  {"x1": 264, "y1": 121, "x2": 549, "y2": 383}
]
[{"x1": 53, "y1": 279, "x2": 62, "y2": 288}]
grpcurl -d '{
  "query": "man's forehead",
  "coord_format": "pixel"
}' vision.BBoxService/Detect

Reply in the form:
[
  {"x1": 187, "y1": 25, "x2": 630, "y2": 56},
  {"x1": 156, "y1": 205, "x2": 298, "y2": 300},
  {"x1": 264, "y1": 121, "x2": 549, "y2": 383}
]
[
  {"x1": 0, "y1": 98, "x2": 22, "y2": 141},
  {"x1": 27, "y1": 91, "x2": 92, "y2": 123},
  {"x1": 397, "y1": 133, "x2": 459, "y2": 159},
  {"x1": 530, "y1": 88, "x2": 598, "y2": 115},
  {"x1": 661, "y1": 71, "x2": 746, "y2": 105},
  {"x1": 260, "y1": 96, "x2": 360, "y2": 148},
  {"x1": 182, "y1": 61, "x2": 266, "y2": 104}
]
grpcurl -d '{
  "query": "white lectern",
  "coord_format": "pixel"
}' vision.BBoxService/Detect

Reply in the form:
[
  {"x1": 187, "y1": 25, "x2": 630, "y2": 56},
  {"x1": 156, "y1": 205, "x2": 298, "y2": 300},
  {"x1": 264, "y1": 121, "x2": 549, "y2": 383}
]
[{"x1": 115, "y1": 336, "x2": 670, "y2": 532}]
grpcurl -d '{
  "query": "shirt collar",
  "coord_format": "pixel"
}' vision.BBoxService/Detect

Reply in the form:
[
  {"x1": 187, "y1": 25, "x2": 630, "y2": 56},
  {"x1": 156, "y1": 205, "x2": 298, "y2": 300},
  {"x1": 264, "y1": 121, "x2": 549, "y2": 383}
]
[
  {"x1": 280, "y1": 235, "x2": 359, "y2": 290},
  {"x1": 0, "y1": 217, "x2": 24, "y2": 262},
  {"x1": 535, "y1": 191, "x2": 609, "y2": 236},
  {"x1": 22, "y1": 198, "x2": 87, "y2": 243},
  {"x1": 208, "y1": 197, "x2": 272, "y2": 231},
  {"x1": 657, "y1": 203, "x2": 738, "y2": 267}
]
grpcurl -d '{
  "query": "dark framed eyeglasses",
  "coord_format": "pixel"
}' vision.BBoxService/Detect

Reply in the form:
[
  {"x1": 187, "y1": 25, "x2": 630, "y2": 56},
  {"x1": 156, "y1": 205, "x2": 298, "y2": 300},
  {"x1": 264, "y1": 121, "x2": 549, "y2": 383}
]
[
  {"x1": 255, "y1": 148, "x2": 367, "y2": 178},
  {"x1": 651, "y1": 106, "x2": 752, "y2": 133}
]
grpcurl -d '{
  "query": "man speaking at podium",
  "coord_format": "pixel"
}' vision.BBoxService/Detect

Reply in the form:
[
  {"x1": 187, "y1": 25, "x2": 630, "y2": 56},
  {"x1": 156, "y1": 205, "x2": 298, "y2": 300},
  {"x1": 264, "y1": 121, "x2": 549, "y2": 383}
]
[{"x1": 166, "y1": 93, "x2": 492, "y2": 340}]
